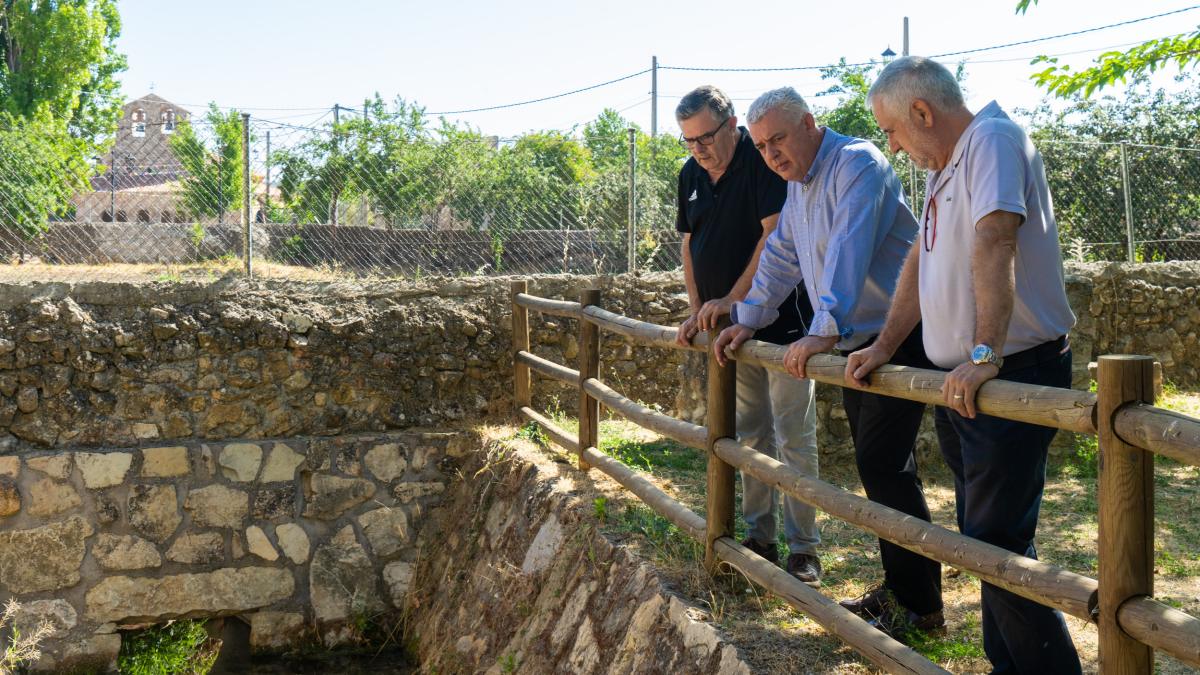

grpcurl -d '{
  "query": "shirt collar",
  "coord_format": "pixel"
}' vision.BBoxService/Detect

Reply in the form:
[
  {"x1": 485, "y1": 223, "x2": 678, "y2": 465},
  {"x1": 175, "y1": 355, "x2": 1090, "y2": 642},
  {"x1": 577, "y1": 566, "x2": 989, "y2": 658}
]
[
  {"x1": 947, "y1": 100, "x2": 1006, "y2": 169},
  {"x1": 800, "y1": 127, "x2": 836, "y2": 186}
]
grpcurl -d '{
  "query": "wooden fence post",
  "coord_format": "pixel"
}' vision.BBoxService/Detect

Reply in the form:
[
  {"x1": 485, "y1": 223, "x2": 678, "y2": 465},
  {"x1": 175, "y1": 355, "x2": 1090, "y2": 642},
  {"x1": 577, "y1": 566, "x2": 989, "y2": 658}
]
[
  {"x1": 511, "y1": 280, "x2": 531, "y2": 413},
  {"x1": 705, "y1": 318, "x2": 736, "y2": 574},
  {"x1": 1097, "y1": 354, "x2": 1156, "y2": 674},
  {"x1": 578, "y1": 288, "x2": 601, "y2": 471}
]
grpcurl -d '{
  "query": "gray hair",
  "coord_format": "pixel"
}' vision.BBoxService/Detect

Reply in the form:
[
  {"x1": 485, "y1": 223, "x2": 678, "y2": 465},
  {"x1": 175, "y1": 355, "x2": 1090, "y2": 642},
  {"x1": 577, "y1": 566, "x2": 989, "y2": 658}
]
[
  {"x1": 746, "y1": 87, "x2": 811, "y2": 125},
  {"x1": 675, "y1": 85, "x2": 735, "y2": 122},
  {"x1": 867, "y1": 56, "x2": 964, "y2": 115}
]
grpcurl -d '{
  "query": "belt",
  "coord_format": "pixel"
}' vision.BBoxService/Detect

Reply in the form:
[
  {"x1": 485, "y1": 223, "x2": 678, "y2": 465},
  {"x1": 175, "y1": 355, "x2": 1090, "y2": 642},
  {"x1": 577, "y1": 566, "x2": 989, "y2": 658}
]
[{"x1": 999, "y1": 335, "x2": 1068, "y2": 375}]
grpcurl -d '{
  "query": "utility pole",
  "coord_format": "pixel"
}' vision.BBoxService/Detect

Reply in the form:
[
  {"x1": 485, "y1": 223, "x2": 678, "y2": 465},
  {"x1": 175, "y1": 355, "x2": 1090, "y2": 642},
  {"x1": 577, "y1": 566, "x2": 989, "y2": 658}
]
[
  {"x1": 264, "y1": 130, "x2": 271, "y2": 219},
  {"x1": 903, "y1": 16, "x2": 909, "y2": 56},
  {"x1": 242, "y1": 112, "x2": 252, "y2": 277},
  {"x1": 903, "y1": 17, "x2": 917, "y2": 205},
  {"x1": 331, "y1": 103, "x2": 341, "y2": 226},
  {"x1": 651, "y1": 55, "x2": 658, "y2": 139}
]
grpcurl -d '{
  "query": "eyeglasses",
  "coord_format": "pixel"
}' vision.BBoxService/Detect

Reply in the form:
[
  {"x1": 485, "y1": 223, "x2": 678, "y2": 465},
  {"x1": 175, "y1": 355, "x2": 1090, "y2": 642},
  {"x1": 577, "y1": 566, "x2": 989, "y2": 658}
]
[
  {"x1": 922, "y1": 192, "x2": 938, "y2": 253},
  {"x1": 679, "y1": 118, "x2": 729, "y2": 148}
]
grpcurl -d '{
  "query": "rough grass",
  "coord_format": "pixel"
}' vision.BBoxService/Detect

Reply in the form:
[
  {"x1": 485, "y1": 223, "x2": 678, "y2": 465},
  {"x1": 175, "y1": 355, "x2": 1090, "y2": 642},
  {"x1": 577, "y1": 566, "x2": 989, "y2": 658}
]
[{"x1": 517, "y1": 387, "x2": 1200, "y2": 674}]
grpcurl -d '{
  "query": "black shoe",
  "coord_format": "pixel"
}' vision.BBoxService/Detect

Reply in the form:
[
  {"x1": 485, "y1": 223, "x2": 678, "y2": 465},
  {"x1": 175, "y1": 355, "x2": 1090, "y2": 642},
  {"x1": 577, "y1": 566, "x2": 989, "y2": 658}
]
[
  {"x1": 740, "y1": 537, "x2": 778, "y2": 564},
  {"x1": 841, "y1": 585, "x2": 945, "y2": 641},
  {"x1": 866, "y1": 606, "x2": 946, "y2": 641},
  {"x1": 786, "y1": 553, "x2": 822, "y2": 587},
  {"x1": 839, "y1": 584, "x2": 890, "y2": 617}
]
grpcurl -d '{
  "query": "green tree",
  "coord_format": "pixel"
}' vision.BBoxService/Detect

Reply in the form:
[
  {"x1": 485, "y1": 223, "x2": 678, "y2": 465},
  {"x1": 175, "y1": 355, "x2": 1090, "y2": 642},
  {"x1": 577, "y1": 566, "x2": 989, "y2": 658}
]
[
  {"x1": 1024, "y1": 74, "x2": 1200, "y2": 259},
  {"x1": 0, "y1": 0, "x2": 124, "y2": 236},
  {"x1": 0, "y1": 0, "x2": 126, "y2": 140},
  {"x1": 169, "y1": 104, "x2": 246, "y2": 222},
  {"x1": 1019, "y1": 1, "x2": 1200, "y2": 97}
]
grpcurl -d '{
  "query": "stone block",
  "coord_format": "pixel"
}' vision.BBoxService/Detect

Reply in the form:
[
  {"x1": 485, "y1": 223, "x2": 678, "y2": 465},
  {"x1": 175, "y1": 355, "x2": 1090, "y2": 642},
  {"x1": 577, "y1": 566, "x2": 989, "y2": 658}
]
[
  {"x1": 13, "y1": 598, "x2": 77, "y2": 638},
  {"x1": 27, "y1": 477, "x2": 82, "y2": 517},
  {"x1": 26, "y1": 454, "x2": 72, "y2": 480},
  {"x1": 309, "y1": 525, "x2": 382, "y2": 624},
  {"x1": 392, "y1": 481, "x2": 445, "y2": 505},
  {"x1": 382, "y1": 561, "x2": 413, "y2": 607},
  {"x1": 0, "y1": 455, "x2": 18, "y2": 478},
  {"x1": 364, "y1": 443, "x2": 407, "y2": 482},
  {"x1": 259, "y1": 443, "x2": 304, "y2": 483},
  {"x1": 128, "y1": 484, "x2": 182, "y2": 543},
  {"x1": 185, "y1": 484, "x2": 249, "y2": 529},
  {"x1": 302, "y1": 474, "x2": 375, "y2": 520},
  {"x1": 0, "y1": 476, "x2": 20, "y2": 517},
  {"x1": 166, "y1": 532, "x2": 225, "y2": 564},
  {"x1": 85, "y1": 567, "x2": 295, "y2": 623},
  {"x1": 521, "y1": 514, "x2": 564, "y2": 575},
  {"x1": 246, "y1": 525, "x2": 279, "y2": 561},
  {"x1": 141, "y1": 446, "x2": 190, "y2": 478},
  {"x1": 357, "y1": 506, "x2": 410, "y2": 559},
  {"x1": 76, "y1": 452, "x2": 133, "y2": 489},
  {"x1": 16, "y1": 385, "x2": 39, "y2": 413},
  {"x1": 93, "y1": 534, "x2": 162, "y2": 571},
  {"x1": 132, "y1": 423, "x2": 159, "y2": 439},
  {"x1": 248, "y1": 611, "x2": 306, "y2": 651},
  {"x1": 275, "y1": 523, "x2": 310, "y2": 564},
  {"x1": 219, "y1": 442, "x2": 264, "y2": 482},
  {"x1": 253, "y1": 485, "x2": 296, "y2": 521},
  {"x1": 0, "y1": 516, "x2": 93, "y2": 593}
]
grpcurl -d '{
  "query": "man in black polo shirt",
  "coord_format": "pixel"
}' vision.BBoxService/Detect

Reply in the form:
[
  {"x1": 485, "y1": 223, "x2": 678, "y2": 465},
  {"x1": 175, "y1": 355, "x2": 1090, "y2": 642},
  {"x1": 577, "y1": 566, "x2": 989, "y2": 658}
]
[{"x1": 673, "y1": 85, "x2": 821, "y2": 585}]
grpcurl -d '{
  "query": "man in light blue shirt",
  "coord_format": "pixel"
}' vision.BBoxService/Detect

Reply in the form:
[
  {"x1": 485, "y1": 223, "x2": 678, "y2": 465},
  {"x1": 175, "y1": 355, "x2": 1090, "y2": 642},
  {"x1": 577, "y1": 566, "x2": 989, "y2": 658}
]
[{"x1": 714, "y1": 87, "x2": 945, "y2": 639}]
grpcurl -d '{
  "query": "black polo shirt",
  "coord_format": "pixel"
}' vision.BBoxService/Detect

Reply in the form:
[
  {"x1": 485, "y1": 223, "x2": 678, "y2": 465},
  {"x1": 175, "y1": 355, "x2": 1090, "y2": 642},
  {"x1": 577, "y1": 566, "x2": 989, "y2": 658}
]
[{"x1": 676, "y1": 126, "x2": 811, "y2": 345}]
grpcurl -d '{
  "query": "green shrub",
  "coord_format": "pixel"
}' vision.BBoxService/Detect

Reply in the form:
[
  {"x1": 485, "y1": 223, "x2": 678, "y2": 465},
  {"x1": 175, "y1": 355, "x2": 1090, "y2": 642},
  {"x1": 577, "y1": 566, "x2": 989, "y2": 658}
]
[{"x1": 117, "y1": 620, "x2": 218, "y2": 675}]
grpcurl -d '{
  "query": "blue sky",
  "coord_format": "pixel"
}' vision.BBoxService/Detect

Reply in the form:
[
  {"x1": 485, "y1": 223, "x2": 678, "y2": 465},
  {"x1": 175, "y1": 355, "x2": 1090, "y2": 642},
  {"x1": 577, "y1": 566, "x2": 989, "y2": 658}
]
[{"x1": 115, "y1": 0, "x2": 1198, "y2": 138}]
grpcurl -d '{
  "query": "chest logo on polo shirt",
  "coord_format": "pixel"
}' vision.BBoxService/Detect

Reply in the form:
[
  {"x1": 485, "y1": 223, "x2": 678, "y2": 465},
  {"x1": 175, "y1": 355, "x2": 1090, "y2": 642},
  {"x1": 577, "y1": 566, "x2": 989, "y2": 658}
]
[{"x1": 688, "y1": 189, "x2": 698, "y2": 202}]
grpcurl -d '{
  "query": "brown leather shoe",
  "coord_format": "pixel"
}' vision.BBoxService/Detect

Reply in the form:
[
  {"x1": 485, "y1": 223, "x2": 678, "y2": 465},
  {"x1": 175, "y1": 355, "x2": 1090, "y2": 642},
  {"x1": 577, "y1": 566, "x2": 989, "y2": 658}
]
[
  {"x1": 786, "y1": 553, "x2": 822, "y2": 587},
  {"x1": 839, "y1": 585, "x2": 889, "y2": 617}
]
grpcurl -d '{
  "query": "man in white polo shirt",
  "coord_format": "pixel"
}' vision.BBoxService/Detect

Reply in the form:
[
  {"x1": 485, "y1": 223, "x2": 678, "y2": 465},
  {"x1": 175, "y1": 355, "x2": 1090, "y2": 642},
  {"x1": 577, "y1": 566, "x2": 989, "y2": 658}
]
[{"x1": 847, "y1": 56, "x2": 1082, "y2": 674}]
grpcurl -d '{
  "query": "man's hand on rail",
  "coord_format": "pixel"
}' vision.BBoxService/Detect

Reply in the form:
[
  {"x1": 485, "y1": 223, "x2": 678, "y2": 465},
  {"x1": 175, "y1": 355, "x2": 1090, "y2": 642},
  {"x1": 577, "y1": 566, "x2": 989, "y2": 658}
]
[
  {"x1": 675, "y1": 315, "x2": 700, "y2": 347},
  {"x1": 713, "y1": 324, "x2": 755, "y2": 367},
  {"x1": 942, "y1": 361, "x2": 999, "y2": 419},
  {"x1": 696, "y1": 296, "x2": 734, "y2": 330},
  {"x1": 844, "y1": 344, "x2": 894, "y2": 388},
  {"x1": 784, "y1": 335, "x2": 838, "y2": 379}
]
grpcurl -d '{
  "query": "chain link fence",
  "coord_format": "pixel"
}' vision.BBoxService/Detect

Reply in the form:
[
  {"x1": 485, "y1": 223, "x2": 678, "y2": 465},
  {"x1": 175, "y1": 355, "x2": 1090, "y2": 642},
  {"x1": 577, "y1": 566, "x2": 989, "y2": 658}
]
[{"x1": 0, "y1": 110, "x2": 1196, "y2": 283}]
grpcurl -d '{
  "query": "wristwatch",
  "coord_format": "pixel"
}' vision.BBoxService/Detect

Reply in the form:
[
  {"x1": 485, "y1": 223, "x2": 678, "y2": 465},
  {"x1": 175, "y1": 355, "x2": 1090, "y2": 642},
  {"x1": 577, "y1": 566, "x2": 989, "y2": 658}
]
[{"x1": 971, "y1": 344, "x2": 1003, "y2": 368}]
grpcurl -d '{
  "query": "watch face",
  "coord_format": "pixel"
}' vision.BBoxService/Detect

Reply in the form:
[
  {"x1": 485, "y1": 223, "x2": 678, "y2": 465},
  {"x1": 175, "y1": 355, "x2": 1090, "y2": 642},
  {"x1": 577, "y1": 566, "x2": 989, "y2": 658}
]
[{"x1": 971, "y1": 345, "x2": 991, "y2": 363}]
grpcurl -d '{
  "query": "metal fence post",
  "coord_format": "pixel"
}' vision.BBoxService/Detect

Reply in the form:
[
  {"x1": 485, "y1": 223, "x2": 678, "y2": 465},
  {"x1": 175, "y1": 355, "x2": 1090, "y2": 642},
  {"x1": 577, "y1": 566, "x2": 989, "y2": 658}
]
[
  {"x1": 627, "y1": 127, "x2": 637, "y2": 273},
  {"x1": 1096, "y1": 354, "x2": 1155, "y2": 673},
  {"x1": 242, "y1": 113, "x2": 253, "y2": 278},
  {"x1": 511, "y1": 280, "x2": 531, "y2": 412},
  {"x1": 1121, "y1": 142, "x2": 1135, "y2": 263},
  {"x1": 578, "y1": 288, "x2": 601, "y2": 471},
  {"x1": 704, "y1": 317, "x2": 736, "y2": 574}
]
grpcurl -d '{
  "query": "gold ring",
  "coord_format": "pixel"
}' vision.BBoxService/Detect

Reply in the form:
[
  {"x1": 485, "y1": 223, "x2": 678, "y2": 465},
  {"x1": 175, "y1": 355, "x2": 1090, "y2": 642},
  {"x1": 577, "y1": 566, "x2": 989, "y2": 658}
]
[{"x1": 953, "y1": 394, "x2": 964, "y2": 399}]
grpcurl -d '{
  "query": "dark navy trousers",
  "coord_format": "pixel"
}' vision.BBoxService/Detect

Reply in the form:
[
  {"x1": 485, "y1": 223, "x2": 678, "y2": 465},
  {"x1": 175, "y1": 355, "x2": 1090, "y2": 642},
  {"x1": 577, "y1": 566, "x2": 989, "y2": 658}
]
[{"x1": 935, "y1": 348, "x2": 1082, "y2": 675}]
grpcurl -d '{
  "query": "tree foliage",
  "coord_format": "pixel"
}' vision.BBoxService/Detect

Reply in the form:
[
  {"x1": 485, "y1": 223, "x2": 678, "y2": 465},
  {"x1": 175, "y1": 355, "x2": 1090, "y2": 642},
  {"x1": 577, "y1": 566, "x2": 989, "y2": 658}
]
[
  {"x1": 1023, "y1": 74, "x2": 1200, "y2": 259},
  {"x1": 169, "y1": 104, "x2": 246, "y2": 221},
  {"x1": 0, "y1": 0, "x2": 124, "y2": 236},
  {"x1": 1018, "y1": 0, "x2": 1200, "y2": 97}
]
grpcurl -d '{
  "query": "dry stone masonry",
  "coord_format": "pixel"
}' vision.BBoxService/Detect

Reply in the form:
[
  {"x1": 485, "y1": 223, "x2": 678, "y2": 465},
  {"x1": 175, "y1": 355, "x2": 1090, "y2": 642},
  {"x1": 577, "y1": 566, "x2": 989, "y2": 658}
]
[{"x1": 0, "y1": 430, "x2": 465, "y2": 671}]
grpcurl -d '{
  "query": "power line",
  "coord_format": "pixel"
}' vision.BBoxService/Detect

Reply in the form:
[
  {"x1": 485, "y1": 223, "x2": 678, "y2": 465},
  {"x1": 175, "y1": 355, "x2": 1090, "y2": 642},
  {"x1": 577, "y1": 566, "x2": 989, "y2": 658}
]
[
  {"x1": 660, "y1": 5, "x2": 1200, "y2": 72},
  {"x1": 428, "y1": 69, "x2": 651, "y2": 115}
]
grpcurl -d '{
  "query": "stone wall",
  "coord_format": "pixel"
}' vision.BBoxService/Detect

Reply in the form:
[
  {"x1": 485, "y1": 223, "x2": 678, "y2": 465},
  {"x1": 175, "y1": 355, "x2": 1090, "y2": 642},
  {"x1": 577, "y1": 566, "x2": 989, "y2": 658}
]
[
  {"x1": 0, "y1": 274, "x2": 687, "y2": 453},
  {"x1": 0, "y1": 430, "x2": 464, "y2": 671},
  {"x1": 407, "y1": 438, "x2": 749, "y2": 674}
]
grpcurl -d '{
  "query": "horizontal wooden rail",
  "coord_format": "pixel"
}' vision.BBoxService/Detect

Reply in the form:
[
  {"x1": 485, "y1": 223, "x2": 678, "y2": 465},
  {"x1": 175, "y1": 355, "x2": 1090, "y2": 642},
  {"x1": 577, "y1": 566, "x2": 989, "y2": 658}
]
[
  {"x1": 519, "y1": 409, "x2": 945, "y2": 674},
  {"x1": 516, "y1": 350, "x2": 580, "y2": 385},
  {"x1": 731, "y1": 341, "x2": 1098, "y2": 434},
  {"x1": 579, "y1": 306, "x2": 1097, "y2": 434},
  {"x1": 582, "y1": 377, "x2": 708, "y2": 449},
  {"x1": 712, "y1": 438, "x2": 1100, "y2": 622},
  {"x1": 1119, "y1": 597, "x2": 1200, "y2": 668},
  {"x1": 513, "y1": 293, "x2": 582, "y2": 319},
  {"x1": 1114, "y1": 403, "x2": 1200, "y2": 468},
  {"x1": 518, "y1": 407, "x2": 579, "y2": 454},
  {"x1": 582, "y1": 305, "x2": 705, "y2": 352},
  {"x1": 712, "y1": 539, "x2": 950, "y2": 675}
]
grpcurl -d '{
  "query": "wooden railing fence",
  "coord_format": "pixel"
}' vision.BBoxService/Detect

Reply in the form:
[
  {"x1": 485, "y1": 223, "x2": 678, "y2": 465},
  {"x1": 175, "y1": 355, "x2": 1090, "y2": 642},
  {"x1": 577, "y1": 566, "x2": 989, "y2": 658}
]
[{"x1": 509, "y1": 280, "x2": 1200, "y2": 674}]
